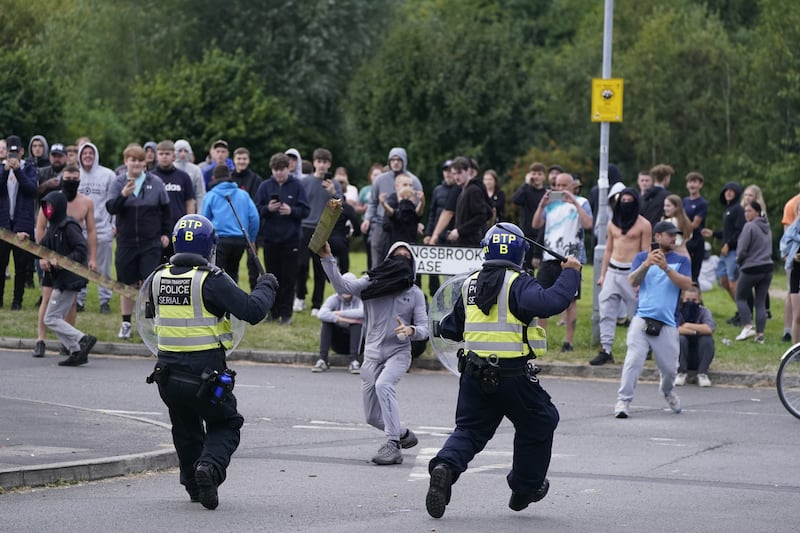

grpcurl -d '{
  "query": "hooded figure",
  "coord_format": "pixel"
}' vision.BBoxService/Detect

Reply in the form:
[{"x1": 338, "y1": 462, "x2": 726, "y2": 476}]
[
  {"x1": 364, "y1": 148, "x2": 424, "y2": 264},
  {"x1": 28, "y1": 135, "x2": 50, "y2": 169},
  {"x1": 39, "y1": 191, "x2": 88, "y2": 291},
  {"x1": 318, "y1": 240, "x2": 429, "y2": 465},
  {"x1": 716, "y1": 181, "x2": 745, "y2": 252},
  {"x1": 174, "y1": 139, "x2": 206, "y2": 212},
  {"x1": 611, "y1": 187, "x2": 641, "y2": 235}
]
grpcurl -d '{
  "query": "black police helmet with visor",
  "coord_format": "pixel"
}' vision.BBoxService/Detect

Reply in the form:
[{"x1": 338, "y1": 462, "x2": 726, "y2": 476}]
[
  {"x1": 480, "y1": 223, "x2": 529, "y2": 268},
  {"x1": 172, "y1": 214, "x2": 218, "y2": 260}
]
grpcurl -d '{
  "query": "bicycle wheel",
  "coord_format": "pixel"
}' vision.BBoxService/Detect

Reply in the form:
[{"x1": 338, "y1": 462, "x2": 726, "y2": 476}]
[{"x1": 777, "y1": 343, "x2": 800, "y2": 419}]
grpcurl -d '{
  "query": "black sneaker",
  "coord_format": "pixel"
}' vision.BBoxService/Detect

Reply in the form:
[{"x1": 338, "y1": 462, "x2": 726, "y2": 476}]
[
  {"x1": 783, "y1": 332, "x2": 793, "y2": 343},
  {"x1": 195, "y1": 463, "x2": 219, "y2": 510},
  {"x1": 59, "y1": 344, "x2": 70, "y2": 356},
  {"x1": 589, "y1": 350, "x2": 613, "y2": 366},
  {"x1": 399, "y1": 429, "x2": 418, "y2": 449},
  {"x1": 32, "y1": 340, "x2": 46, "y2": 358},
  {"x1": 99, "y1": 303, "x2": 111, "y2": 314},
  {"x1": 426, "y1": 463, "x2": 453, "y2": 519},
  {"x1": 58, "y1": 351, "x2": 86, "y2": 366},
  {"x1": 509, "y1": 478, "x2": 550, "y2": 511},
  {"x1": 560, "y1": 342, "x2": 573, "y2": 353},
  {"x1": 726, "y1": 312, "x2": 741, "y2": 326},
  {"x1": 78, "y1": 335, "x2": 96, "y2": 361}
]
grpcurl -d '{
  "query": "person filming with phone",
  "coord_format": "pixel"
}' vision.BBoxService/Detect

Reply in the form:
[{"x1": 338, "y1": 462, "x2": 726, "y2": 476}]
[
  {"x1": 531, "y1": 172, "x2": 593, "y2": 352},
  {"x1": 613, "y1": 220, "x2": 693, "y2": 418}
]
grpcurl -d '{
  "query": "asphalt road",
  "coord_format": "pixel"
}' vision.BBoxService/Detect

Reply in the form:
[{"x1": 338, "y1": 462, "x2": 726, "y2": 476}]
[{"x1": 1, "y1": 351, "x2": 799, "y2": 533}]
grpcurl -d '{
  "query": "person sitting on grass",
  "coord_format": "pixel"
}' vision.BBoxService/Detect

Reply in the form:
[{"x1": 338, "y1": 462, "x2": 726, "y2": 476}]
[{"x1": 312, "y1": 272, "x2": 364, "y2": 375}]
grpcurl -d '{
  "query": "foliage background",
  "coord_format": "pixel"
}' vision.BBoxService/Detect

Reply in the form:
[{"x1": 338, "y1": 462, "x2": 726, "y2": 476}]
[{"x1": 1, "y1": 0, "x2": 798, "y2": 245}]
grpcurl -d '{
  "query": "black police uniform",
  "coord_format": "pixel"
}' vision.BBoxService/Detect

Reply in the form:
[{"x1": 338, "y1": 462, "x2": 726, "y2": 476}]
[
  {"x1": 426, "y1": 260, "x2": 580, "y2": 517},
  {"x1": 148, "y1": 252, "x2": 275, "y2": 506}
]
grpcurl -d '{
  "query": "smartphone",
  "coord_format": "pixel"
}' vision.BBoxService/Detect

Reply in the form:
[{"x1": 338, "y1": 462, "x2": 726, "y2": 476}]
[
  {"x1": 270, "y1": 194, "x2": 280, "y2": 202},
  {"x1": 650, "y1": 242, "x2": 660, "y2": 251},
  {"x1": 549, "y1": 191, "x2": 566, "y2": 202},
  {"x1": 7, "y1": 150, "x2": 18, "y2": 160}
]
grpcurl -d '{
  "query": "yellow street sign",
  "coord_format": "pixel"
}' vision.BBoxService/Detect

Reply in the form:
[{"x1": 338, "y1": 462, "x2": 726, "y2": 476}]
[{"x1": 591, "y1": 78, "x2": 623, "y2": 122}]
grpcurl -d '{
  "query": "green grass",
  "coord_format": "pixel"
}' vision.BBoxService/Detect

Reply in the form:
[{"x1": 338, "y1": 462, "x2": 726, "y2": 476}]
[{"x1": 1, "y1": 241, "x2": 791, "y2": 374}]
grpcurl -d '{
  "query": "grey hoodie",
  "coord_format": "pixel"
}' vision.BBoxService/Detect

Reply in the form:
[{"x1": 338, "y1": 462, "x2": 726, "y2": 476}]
[
  {"x1": 173, "y1": 139, "x2": 206, "y2": 212},
  {"x1": 365, "y1": 147, "x2": 423, "y2": 225},
  {"x1": 78, "y1": 142, "x2": 116, "y2": 242},
  {"x1": 320, "y1": 241, "x2": 429, "y2": 364},
  {"x1": 736, "y1": 215, "x2": 772, "y2": 270}
]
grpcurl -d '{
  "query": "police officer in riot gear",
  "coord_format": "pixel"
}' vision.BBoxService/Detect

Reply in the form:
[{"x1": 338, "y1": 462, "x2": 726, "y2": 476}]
[
  {"x1": 425, "y1": 223, "x2": 581, "y2": 518},
  {"x1": 147, "y1": 214, "x2": 277, "y2": 509}
]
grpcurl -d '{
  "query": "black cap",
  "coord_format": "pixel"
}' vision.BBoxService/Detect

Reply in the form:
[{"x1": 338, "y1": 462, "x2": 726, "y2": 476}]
[
  {"x1": 50, "y1": 143, "x2": 67, "y2": 155},
  {"x1": 442, "y1": 159, "x2": 453, "y2": 170},
  {"x1": 653, "y1": 221, "x2": 681, "y2": 235}
]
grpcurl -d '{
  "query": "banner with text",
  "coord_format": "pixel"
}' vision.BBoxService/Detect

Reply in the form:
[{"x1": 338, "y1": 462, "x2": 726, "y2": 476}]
[{"x1": 409, "y1": 245, "x2": 483, "y2": 275}]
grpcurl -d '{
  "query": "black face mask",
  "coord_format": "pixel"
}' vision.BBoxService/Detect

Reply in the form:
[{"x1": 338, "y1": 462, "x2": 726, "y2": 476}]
[
  {"x1": 61, "y1": 180, "x2": 80, "y2": 202},
  {"x1": 681, "y1": 301, "x2": 701, "y2": 324}
]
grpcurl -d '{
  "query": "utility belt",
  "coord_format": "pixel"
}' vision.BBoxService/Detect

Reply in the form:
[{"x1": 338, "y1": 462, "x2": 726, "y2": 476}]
[
  {"x1": 457, "y1": 349, "x2": 541, "y2": 394},
  {"x1": 146, "y1": 364, "x2": 236, "y2": 404}
]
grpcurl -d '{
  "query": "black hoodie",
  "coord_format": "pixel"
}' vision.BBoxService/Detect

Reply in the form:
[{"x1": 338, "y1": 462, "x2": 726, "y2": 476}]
[
  {"x1": 715, "y1": 181, "x2": 745, "y2": 250},
  {"x1": 39, "y1": 191, "x2": 88, "y2": 291}
]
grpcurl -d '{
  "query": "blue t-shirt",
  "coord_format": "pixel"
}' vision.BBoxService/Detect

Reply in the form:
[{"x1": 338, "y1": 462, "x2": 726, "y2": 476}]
[
  {"x1": 632, "y1": 250, "x2": 691, "y2": 327},
  {"x1": 683, "y1": 195, "x2": 707, "y2": 240}
]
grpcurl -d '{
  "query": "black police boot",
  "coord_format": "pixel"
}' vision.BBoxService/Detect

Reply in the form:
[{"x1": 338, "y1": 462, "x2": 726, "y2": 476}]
[
  {"x1": 426, "y1": 463, "x2": 453, "y2": 519},
  {"x1": 509, "y1": 478, "x2": 550, "y2": 511},
  {"x1": 195, "y1": 463, "x2": 220, "y2": 510}
]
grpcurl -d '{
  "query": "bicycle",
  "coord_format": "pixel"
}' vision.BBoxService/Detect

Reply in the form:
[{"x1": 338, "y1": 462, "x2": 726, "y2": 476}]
[{"x1": 777, "y1": 342, "x2": 800, "y2": 419}]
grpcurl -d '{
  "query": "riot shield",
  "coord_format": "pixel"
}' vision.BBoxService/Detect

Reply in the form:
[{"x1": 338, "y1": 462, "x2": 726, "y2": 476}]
[
  {"x1": 429, "y1": 272, "x2": 472, "y2": 376},
  {"x1": 136, "y1": 269, "x2": 245, "y2": 357}
]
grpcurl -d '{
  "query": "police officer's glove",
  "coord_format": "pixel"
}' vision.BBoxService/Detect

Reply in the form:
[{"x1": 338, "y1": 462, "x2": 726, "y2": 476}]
[{"x1": 256, "y1": 273, "x2": 279, "y2": 292}]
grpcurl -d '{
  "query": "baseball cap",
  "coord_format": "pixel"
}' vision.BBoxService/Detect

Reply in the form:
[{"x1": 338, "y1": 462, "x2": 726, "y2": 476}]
[
  {"x1": 211, "y1": 139, "x2": 228, "y2": 150},
  {"x1": 442, "y1": 159, "x2": 453, "y2": 170},
  {"x1": 653, "y1": 221, "x2": 681, "y2": 235},
  {"x1": 50, "y1": 143, "x2": 67, "y2": 155}
]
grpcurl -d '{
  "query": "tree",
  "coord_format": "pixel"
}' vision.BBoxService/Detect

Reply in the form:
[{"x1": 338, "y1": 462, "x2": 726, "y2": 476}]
[
  {"x1": 127, "y1": 47, "x2": 297, "y2": 173},
  {"x1": 342, "y1": 0, "x2": 532, "y2": 189},
  {"x1": 0, "y1": 47, "x2": 64, "y2": 141}
]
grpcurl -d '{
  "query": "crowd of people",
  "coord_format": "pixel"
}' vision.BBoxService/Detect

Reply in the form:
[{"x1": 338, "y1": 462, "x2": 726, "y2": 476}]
[{"x1": 1, "y1": 133, "x2": 793, "y2": 380}]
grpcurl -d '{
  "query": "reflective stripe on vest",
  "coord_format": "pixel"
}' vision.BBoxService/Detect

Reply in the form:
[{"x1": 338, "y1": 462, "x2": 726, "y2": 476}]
[
  {"x1": 462, "y1": 270, "x2": 545, "y2": 358},
  {"x1": 153, "y1": 267, "x2": 233, "y2": 352}
]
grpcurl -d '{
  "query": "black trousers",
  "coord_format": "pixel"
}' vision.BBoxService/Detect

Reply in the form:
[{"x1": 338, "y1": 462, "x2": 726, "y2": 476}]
[
  {"x1": 319, "y1": 321, "x2": 362, "y2": 362},
  {"x1": 215, "y1": 237, "x2": 247, "y2": 284},
  {"x1": 0, "y1": 240, "x2": 33, "y2": 306},
  {"x1": 686, "y1": 236, "x2": 704, "y2": 282},
  {"x1": 264, "y1": 241, "x2": 298, "y2": 320},
  {"x1": 156, "y1": 352, "x2": 244, "y2": 494},
  {"x1": 296, "y1": 226, "x2": 326, "y2": 309},
  {"x1": 429, "y1": 363, "x2": 559, "y2": 496}
]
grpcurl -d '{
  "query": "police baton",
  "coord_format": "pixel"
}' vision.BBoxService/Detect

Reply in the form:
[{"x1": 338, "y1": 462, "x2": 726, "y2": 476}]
[
  {"x1": 224, "y1": 194, "x2": 266, "y2": 276},
  {"x1": 495, "y1": 222, "x2": 568, "y2": 263}
]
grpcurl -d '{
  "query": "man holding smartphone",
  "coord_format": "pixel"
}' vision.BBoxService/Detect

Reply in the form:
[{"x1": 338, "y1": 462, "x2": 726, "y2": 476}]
[
  {"x1": 614, "y1": 221, "x2": 692, "y2": 418},
  {"x1": 532, "y1": 172, "x2": 593, "y2": 352},
  {"x1": 0, "y1": 135, "x2": 38, "y2": 310},
  {"x1": 255, "y1": 153, "x2": 310, "y2": 324}
]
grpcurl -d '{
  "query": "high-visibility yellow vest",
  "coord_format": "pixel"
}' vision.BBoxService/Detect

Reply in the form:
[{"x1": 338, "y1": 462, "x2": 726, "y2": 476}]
[
  {"x1": 462, "y1": 270, "x2": 547, "y2": 358},
  {"x1": 153, "y1": 267, "x2": 233, "y2": 352}
]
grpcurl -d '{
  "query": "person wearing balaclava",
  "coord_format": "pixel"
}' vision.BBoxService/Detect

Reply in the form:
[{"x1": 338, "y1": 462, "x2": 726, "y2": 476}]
[
  {"x1": 317, "y1": 240, "x2": 429, "y2": 466},
  {"x1": 590, "y1": 188, "x2": 653, "y2": 366},
  {"x1": 35, "y1": 189, "x2": 96, "y2": 366}
]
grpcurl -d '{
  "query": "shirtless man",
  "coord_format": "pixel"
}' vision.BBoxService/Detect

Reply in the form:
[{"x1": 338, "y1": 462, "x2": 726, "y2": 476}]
[
  {"x1": 32, "y1": 163, "x2": 97, "y2": 358},
  {"x1": 590, "y1": 188, "x2": 652, "y2": 365}
]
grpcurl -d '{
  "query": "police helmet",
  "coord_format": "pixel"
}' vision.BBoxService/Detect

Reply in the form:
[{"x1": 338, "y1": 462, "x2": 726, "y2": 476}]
[
  {"x1": 480, "y1": 223, "x2": 529, "y2": 267},
  {"x1": 172, "y1": 214, "x2": 218, "y2": 258}
]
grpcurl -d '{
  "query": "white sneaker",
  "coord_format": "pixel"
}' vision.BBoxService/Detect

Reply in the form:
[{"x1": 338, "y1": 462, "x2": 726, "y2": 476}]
[
  {"x1": 614, "y1": 400, "x2": 630, "y2": 418},
  {"x1": 311, "y1": 359, "x2": 329, "y2": 373},
  {"x1": 293, "y1": 298, "x2": 306, "y2": 312},
  {"x1": 735, "y1": 325, "x2": 756, "y2": 341},
  {"x1": 674, "y1": 373, "x2": 687, "y2": 386},
  {"x1": 348, "y1": 360, "x2": 361, "y2": 374},
  {"x1": 118, "y1": 321, "x2": 132, "y2": 340},
  {"x1": 697, "y1": 373, "x2": 712, "y2": 387},
  {"x1": 665, "y1": 392, "x2": 681, "y2": 413},
  {"x1": 310, "y1": 308, "x2": 320, "y2": 317}
]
